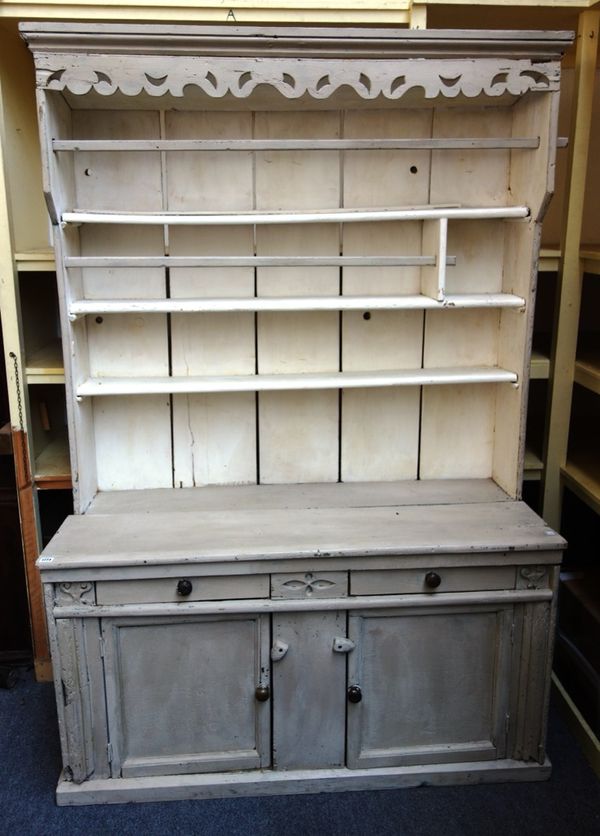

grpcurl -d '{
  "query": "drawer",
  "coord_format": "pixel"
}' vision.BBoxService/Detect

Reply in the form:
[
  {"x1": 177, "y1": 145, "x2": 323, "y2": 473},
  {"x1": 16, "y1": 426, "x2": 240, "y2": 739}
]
[
  {"x1": 350, "y1": 566, "x2": 516, "y2": 596},
  {"x1": 96, "y1": 574, "x2": 269, "y2": 605}
]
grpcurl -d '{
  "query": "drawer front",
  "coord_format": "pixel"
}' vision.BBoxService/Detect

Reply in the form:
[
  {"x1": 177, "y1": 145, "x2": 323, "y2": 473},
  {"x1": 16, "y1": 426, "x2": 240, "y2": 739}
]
[
  {"x1": 96, "y1": 574, "x2": 269, "y2": 605},
  {"x1": 350, "y1": 566, "x2": 516, "y2": 596}
]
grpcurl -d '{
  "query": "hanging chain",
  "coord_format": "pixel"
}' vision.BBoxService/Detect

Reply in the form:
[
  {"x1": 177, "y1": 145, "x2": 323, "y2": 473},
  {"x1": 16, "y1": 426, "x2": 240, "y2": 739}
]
[{"x1": 8, "y1": 351, "x2": 30, "y2": 484}]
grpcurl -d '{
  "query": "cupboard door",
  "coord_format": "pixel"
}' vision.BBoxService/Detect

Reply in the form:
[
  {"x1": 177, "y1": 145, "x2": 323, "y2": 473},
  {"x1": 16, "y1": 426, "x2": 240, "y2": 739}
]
[
  {"x1": 102, "y1": 614, "x2": 270, "y2": 778},
  {"x1": 272, "y1": 611, "x2": 346, "y2": 769},
  {"x1": 347, "y1": 606, "x2": 513, "y2": 768}
]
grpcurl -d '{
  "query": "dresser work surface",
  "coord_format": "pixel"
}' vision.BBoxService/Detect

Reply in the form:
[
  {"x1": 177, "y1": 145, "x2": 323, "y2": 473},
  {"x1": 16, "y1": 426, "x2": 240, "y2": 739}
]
[{"x1": 41, "y1": 482, "x2": 562, "y2": 572}]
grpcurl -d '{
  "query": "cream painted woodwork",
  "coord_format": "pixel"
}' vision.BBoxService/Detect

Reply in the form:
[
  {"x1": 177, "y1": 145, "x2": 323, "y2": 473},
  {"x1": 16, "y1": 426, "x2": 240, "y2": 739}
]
[{"x1": 22, "y1": 24, "x2": 571, "y2": 803}]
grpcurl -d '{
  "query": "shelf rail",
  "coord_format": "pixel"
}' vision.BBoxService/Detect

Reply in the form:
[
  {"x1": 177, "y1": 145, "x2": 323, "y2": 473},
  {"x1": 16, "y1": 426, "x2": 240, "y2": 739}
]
[
  {"x1": 75, "y1": 366, "x2": 518, "y2": 399},
  {"x1": 67, "y1": 293, "x2": 526, "y2": 321},
  {"x1": 61, "y1": 206, "x2": 530, "y2": 226},
  {"x1": 52, "y1": 137, "x2": 542, "y2": 152}
]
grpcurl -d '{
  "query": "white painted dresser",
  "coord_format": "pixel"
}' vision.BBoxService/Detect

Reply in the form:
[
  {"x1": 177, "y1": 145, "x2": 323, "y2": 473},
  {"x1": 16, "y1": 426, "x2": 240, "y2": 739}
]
[{"x1": 21, "y1": 23, "x2": 571, "y2": 804}]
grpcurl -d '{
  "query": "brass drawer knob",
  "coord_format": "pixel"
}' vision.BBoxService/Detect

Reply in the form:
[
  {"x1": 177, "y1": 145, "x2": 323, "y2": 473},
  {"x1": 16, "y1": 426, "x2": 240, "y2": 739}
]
[
  {"x1": 424, "y1": 571, "x2": 442, "y2": 590},
  {"x1": 255, "y1": 685, "x2": 270, "y2": 702}
]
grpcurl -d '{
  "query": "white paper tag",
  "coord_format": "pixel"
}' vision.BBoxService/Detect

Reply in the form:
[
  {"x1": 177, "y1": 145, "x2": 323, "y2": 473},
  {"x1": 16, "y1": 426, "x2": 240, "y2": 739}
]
[{"x1": 39, "y1": 556, "x2": 55, "y2": 563}]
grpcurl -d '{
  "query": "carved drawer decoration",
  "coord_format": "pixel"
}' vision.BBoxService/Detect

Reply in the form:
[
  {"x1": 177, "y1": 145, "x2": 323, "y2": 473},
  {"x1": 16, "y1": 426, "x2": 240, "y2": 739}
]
[{"x1": 271, "y1": 571, "x2": 348, "y2": 599}]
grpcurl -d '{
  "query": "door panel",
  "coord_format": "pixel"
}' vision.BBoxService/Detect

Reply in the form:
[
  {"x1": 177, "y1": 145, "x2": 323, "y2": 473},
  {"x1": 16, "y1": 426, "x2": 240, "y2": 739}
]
[
  {"x1": 347, "y1": 606, "x2": 513, "y2": 768},
  {"x1": 272, "y1": 611, "x2": 346, "y2": 769},
  {"x1": 102, "y1": 614, "x2": 270, "y2": 777}
]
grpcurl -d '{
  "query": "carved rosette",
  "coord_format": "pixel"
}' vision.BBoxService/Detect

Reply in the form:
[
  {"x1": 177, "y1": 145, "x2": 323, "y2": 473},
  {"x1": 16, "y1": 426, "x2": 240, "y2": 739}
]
[
  {"x1": 38, "y1": 56, "x2": 559, "y2": 100},
  {"x1": 272, "y1": 571, "x2": 348, "y2": 599}
]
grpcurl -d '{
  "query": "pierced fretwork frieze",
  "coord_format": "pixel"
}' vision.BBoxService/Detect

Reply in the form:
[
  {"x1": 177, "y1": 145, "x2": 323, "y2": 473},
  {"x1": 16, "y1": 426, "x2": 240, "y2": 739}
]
[{"x1": 37, "y1": 56, "x2": 559, "y2": 100}]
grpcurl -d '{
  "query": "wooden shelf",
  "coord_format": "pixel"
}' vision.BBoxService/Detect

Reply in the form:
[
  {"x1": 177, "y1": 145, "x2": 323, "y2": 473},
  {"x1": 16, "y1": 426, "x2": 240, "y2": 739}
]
[
  {"x1": 34, "y1": 436, "x2": 72, "y2": 490},
  {"x1": 524, "y1": 448, "x2": 544, "y2": 482},
  {"x1": 538, "y1": 248, "x2": 560, "y2": 273},
  {"x1": 26, "y1": 340, "x2": 65, "y2": 384},
  {"x1": 14, "y1": 249, "x2": 56, "y2": 272},
  {"x1": 562, "y1": 450, "x2": 600, "y2": 517},
  {"x1": 76, "y1": 366, "x2": 518, "y2": 397},
  {"x1": 582, "y1": 247, "x2": 600, "y2": 276},
  {"x1": 575, "y1": 350, "x2": 600, "y2": 395},
  {"x1": 530, "y1": 350, "x2": 550, "y2": 380},
  {"x1": 69, "y1": 293, "x2": 525, "y2": 319},
  {"x1": 62, "y1": 205, "x2": 530, "y2": 227},
  {"x1": 538, "y1": 246, "x2": 600, "y2": 275}
]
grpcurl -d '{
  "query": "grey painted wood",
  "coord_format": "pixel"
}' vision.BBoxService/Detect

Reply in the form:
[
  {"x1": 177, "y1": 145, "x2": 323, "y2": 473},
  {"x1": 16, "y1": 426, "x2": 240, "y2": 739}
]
[
  {"x1": 350, "y1": 566, "x2": 516, "y2": 596},
  {"x1": 87, "y1": 479, "x2": 511, "y2": 515},
  {"x1": 347, "y1": 606, "x2": 513, "y2": 768},
  {"x1": 54, "y1": 138, "x2": 540, "y2": 152},
  {"x1": 39, "y1": 500, "x2": 564, "y2": 571},
  {"x1": 53, "y1": 589, "x2": 552, "y2": 620},
  {"x1": 512, "y1": 600, "x2": 554, "y2": 764},
  {"x1": 54, "y1": 758, "x2": 553, "y2": 806},
  {"x1": 271, "y1": 571, "x2": 348, "y2": 599},
  {"x1": 102, "y1": 614, "x2": 270, "y2": 778},
  {"x1": 40, "y1": 551, "x2": 562, "y2": 585},
  {"x1": 96, "y1": 574, "x2": 269, "y2": 605},
  {"x1": 55, "y1": 618, "x2": 95, "y2": 783},
  {"x1": 272, "y1": 611, "x2": 346, "y2": 769}
]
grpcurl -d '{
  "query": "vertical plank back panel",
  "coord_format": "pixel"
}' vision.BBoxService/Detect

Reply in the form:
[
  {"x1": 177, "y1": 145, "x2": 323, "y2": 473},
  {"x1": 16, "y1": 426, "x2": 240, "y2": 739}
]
[
  {"x1": 167, "y1": 111, "x2": 256, "y2": 486},
  {"x1": 170, "y1": 225, "x2": 256, "y2": 487},
  {"x1": 72, "y1": 111, "x2": 163, "y2": 212},
  {"x1": 421, "y1": 107, "x2": 511, "y2": 480},
  {"x1": 255, "y1": 111, "x2": 340, "y2": 484},
  {"x1": 430, "y1": 107, "x2": 509, "y2": 294},
  {"x1": 73, "y1": 110, "x2": 171, "y2": 491},
  {"x1": 420, "y1": 384, "x2": 497, "y2": 479},
  {"x1": 341, "y1": 110, "x2": 431, "y2": 481}
]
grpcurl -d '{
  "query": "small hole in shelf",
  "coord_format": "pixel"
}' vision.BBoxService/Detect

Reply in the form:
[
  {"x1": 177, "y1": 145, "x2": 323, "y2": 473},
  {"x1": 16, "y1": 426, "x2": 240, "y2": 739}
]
[
  {"x1": 410, "y1": 165, "x2": 418, "y2": 174},
  {"x1": 363, "y1": 312, "x2": 371, "y2": 321},
  {"x1": 84, "y1": 168, "x2": 93, "y2": 176},
  {"x1": 95, "y1": 316, "x2": 104, "y2": 324}
]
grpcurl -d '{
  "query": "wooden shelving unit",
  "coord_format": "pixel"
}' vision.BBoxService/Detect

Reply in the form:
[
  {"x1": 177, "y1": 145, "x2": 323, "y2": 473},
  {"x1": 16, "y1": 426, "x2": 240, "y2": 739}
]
[
  {"x1": 26, "y1": 340, "x2": 65, "y2": 385},
  {"x1": 0, "y1": 4, "x2": 597, "y2": 777}
]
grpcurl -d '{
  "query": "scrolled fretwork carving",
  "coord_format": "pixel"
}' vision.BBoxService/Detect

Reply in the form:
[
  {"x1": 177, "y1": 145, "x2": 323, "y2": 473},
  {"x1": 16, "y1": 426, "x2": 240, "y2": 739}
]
[
  {"x1": 56, "y1": 582, "x2": 95, "y2": 606},
  {"x1": 38, "y1": 56, "x2": 559, "y2": 100},
  {"x1": 519, "y1": 566, "x2": 548, "y2": 590}
]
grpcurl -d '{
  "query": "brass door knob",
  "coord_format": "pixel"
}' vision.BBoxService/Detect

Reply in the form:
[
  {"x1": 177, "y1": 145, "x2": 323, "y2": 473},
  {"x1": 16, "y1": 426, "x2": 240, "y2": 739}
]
[{"x1": 255, "y1": 685, "x2": 270, "y2": 702}]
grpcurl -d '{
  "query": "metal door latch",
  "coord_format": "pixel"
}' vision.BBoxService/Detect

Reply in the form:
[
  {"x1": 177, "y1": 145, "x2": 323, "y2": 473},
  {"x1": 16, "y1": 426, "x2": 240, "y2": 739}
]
[
  {"x1": 332, "y1": 637, "x2": 355, "y2": 654},
  {"x1": 271, "y1": 640, "x2": 289, "y2": 661}
]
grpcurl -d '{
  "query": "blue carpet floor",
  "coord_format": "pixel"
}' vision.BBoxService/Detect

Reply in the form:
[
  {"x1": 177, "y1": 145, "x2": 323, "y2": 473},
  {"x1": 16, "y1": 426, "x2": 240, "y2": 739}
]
[{"x1": 1, "y1": 670, "x2": 599, "y2": 836}]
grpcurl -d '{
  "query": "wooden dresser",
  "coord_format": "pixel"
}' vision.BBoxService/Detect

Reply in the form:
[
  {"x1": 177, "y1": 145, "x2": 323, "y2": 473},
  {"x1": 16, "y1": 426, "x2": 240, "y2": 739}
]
[{"x1": 21, "y1": 23, "x2": 571, "y2": 804}]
